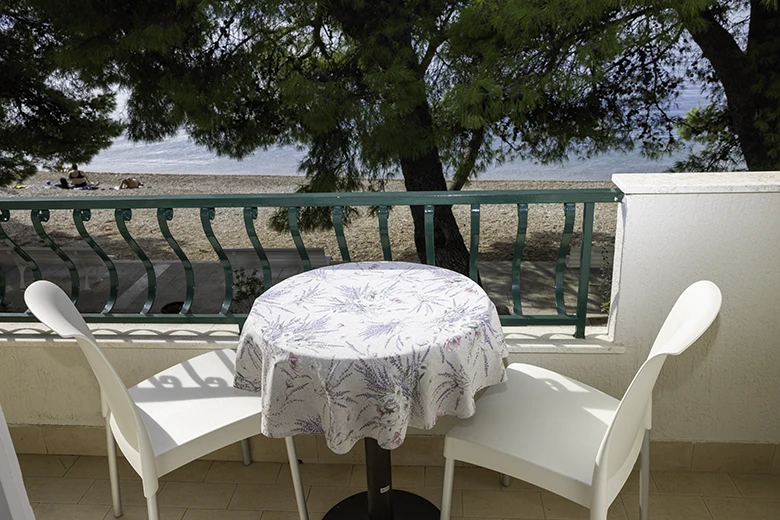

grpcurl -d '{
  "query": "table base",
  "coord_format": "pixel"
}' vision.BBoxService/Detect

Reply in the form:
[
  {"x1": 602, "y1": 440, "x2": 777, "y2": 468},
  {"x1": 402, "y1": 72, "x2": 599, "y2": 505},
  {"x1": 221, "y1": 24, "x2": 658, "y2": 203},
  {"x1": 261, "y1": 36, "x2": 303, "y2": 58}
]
[{"x1": 322, "y1": 490, "x2": 440, "y2": 520}]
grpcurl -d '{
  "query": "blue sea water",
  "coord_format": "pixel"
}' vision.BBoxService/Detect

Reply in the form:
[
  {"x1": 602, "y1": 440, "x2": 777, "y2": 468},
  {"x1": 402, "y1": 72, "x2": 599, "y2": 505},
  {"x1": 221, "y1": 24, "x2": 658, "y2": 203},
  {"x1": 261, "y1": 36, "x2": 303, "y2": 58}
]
[{"x1": 86, "y1": 85, "x2": 706, "y2": 181}]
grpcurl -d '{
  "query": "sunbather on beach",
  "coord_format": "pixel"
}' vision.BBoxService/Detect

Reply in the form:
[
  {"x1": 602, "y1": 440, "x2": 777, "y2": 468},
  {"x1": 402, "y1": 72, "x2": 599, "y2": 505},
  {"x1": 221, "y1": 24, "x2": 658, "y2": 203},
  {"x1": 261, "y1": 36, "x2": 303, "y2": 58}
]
[
  {"x1": 119, "y1": 177, "x2": 143, "y2": 189},
  {"x1": 68, "y1": 164, "x2": 92, "y2": 188}
]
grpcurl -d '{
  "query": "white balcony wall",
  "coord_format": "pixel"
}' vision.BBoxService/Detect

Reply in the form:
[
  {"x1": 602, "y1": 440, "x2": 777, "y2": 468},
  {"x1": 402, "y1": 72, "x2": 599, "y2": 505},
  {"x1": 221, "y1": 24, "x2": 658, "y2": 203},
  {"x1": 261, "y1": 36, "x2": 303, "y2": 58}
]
[
  {"x1": 513, "y1": 172, "x2": 780, "y2": 444},
  {"x1": 0, "y1": 326, "x2": 237, "y2": 428},
  {"x1": 0, "y1": 172, "x2": 779, "y2": 445}
]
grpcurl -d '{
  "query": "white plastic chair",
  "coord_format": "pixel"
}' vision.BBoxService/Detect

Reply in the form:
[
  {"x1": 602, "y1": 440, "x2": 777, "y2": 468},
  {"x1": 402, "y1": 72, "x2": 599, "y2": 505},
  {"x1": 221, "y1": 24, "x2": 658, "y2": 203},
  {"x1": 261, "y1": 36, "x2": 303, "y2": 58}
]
[
  {"x1": 440, "y1": 280, "x2": 722, "y2": 520},
  {"x1": 24, "y1": 280, "x2": 309, "y2": 520},
  {"x1": 0, "y1": 402, "x2": 35, "y2": 520}
]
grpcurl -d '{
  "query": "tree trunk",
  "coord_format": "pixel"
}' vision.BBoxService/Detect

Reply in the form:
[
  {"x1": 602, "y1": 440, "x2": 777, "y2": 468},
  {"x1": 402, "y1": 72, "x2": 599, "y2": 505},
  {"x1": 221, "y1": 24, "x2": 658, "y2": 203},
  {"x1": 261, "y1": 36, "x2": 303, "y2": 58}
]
[
  {"x1": 681, "y1": 5, "x2": 780, "y2": 170},
  {"x1": 327, "y1": 1, "x2": 472, "y2": 274},
  {"x1": 399, "y1": 103, "x2": 470, "y2": 274}
]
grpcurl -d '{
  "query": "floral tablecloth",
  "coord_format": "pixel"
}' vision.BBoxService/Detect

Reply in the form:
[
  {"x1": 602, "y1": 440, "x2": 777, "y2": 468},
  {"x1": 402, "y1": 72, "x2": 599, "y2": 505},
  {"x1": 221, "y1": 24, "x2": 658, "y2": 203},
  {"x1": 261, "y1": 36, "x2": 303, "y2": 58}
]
[{"x1": 234, "y1": 261, "x2": 508, "y2": 454}]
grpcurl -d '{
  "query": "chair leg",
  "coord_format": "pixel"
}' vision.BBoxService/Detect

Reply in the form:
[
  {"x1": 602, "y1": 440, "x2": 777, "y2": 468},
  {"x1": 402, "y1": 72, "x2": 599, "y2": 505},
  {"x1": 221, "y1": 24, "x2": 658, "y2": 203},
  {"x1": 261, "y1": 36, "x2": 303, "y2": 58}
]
[
  {"x1": 500, "y1": 473, "x2": 511, "y2": 487},
  {"x1": 241, "y1": 438, "x2": 252, "y2": 466},
  {"x1": 146, "y1": 493, "x2": 160, "y2": 520},
  {"x1": 105, "y1": 417, "x2": 122, "y2": 517},
  {"x1": 440, "y1": 457, "x2": 456, "y2": 520},
  {"x1": 285, "y1": 436, "x2": 309, "y2": 520},
  {"x1": 639, "y1": 430, "x2": 650, "y2": 520}
]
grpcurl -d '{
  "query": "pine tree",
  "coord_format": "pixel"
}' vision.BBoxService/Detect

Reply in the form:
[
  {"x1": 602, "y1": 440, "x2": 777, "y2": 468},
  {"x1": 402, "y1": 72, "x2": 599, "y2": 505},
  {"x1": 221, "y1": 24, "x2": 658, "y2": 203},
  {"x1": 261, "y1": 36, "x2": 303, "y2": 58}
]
[
  {"x1": 0, "y1": 0, "x2": 122, "y2": 185},
  {"x1": 667, "y1": 0, "x2": 780, "y2": 171},
  {"x1": 37, "y1": 0, "x2": 705, "y2": 272}
]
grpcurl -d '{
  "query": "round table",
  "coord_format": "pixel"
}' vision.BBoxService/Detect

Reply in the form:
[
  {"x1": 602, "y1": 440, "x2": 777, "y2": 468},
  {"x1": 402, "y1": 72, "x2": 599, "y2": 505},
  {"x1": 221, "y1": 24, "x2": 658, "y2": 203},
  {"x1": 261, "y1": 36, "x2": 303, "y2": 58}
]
[{"x1": 234, "y1": 261, "x2": 508, "y2": 520}]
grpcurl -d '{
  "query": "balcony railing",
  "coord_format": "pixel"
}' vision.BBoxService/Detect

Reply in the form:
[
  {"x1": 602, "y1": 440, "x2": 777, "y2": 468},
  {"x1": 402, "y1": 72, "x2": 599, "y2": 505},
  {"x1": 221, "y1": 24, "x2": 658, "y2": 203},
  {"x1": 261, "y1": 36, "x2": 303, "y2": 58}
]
[{"x1": 0, "y1": 188, "x2": 623, "y2": 337}]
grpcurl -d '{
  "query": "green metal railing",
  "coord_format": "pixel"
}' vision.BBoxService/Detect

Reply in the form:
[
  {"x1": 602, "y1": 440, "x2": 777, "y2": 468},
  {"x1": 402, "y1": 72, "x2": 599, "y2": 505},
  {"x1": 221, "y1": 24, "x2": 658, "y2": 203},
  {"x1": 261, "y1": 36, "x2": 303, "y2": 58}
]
[{"x1": 0, "y1": 188, "x2": 623, "y2": 337}]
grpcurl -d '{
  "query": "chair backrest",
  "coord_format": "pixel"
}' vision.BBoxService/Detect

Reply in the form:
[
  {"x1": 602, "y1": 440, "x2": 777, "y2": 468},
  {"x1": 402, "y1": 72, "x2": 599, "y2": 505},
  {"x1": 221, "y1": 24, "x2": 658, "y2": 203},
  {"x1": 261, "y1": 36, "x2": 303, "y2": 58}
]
[
  {"x1": 23, "y1": 281, "x2": 153, "y2": 460},
  {"x1": 593, "y1": 280, "x2": 722, "y2": 502}
]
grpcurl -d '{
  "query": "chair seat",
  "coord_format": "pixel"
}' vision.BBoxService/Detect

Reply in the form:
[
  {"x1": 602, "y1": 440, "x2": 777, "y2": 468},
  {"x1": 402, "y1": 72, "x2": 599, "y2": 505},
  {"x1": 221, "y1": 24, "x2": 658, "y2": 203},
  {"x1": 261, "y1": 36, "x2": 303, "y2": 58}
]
[
  {"x1": 111, "y1": 348, "x2": 263, "y2": 476},
  {"x1": 444, "y1": 362, "x2": 620, "y2": 506}
]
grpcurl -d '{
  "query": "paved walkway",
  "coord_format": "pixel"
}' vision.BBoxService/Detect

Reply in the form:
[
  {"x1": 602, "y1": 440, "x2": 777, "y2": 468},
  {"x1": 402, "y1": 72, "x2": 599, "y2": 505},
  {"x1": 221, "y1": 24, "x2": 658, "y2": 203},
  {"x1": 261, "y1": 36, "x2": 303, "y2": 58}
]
[{"x1": 0, "y1": 258, "x2": 607, "y2": 317}]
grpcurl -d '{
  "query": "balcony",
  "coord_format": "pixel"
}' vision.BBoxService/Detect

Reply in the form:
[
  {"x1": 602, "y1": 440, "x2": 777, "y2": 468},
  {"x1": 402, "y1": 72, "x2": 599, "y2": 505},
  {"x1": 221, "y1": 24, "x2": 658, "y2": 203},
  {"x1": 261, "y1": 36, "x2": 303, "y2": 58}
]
[
  {"x1": 13, "y1": 451, "x2": 780, "y2": 520},
  {"x1": 2, "y1": 172, "x2": 780, "y2": 519}
]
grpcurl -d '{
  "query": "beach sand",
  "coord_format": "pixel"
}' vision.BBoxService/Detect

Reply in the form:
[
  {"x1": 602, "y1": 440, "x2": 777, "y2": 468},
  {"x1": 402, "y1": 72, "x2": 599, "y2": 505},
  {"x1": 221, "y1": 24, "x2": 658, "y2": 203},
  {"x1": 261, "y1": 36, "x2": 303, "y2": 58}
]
[{"x1": 1, "y1": 171, "x2": 618, "y2": 263}]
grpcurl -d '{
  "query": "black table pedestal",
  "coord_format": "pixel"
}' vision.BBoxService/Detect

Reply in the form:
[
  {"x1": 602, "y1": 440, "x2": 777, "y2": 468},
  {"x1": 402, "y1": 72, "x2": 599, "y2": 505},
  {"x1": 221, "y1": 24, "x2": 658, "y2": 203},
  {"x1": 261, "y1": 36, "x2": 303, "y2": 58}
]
[{"x1": 322, "y1": 439, "x2": 440, "y2": 520}]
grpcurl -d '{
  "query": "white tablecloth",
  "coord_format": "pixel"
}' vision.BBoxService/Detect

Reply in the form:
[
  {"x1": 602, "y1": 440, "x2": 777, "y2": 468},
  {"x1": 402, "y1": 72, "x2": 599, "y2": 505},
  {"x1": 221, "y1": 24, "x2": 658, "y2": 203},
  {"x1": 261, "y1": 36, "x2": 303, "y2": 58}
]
[{"x1": 234, "y1": 261, "x2": 508, "y2": 454}]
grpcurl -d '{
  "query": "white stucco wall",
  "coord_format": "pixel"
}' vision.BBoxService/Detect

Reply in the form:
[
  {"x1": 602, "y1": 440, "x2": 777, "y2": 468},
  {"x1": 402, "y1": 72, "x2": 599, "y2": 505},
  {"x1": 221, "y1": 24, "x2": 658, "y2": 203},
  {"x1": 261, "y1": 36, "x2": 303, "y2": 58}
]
[
  {"x1": 0, "y1": 324, "x2": 239, "y2": 427},
  {"x1": 1, "y1": 172, "x2": 779, "y2": 444},
  {"x1": 512, "y1": 172, "x2": 780, "y2": 443}
]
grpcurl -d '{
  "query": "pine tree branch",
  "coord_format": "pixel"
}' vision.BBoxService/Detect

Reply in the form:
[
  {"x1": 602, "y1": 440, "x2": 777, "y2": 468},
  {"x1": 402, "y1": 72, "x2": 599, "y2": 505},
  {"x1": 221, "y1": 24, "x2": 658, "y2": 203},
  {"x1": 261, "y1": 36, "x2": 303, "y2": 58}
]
[{"x1": 450, "y1": 126, "x2": 485, "y2": 191}]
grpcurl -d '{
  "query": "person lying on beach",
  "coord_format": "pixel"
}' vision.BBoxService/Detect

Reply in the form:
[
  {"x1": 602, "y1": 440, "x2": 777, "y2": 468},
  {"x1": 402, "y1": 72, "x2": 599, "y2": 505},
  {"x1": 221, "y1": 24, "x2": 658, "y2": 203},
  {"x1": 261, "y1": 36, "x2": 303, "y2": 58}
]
[{"x1": 119, "y1": 177, "x2": 143, "y2": 189}]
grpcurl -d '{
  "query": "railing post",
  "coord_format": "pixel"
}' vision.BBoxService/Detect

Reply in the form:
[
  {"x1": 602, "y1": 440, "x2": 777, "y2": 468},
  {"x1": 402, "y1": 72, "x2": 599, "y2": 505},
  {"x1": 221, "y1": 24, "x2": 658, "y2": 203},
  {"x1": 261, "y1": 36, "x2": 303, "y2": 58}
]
[
  {"x1": 575, "y1": 202, "x2": 595, "y2": 338},
  {"x1": 423, "y1": 205, "x2": 435, "y2": 265},
  {"x1": 287, "y1": 207, "x2": 312, "y2": 271}
]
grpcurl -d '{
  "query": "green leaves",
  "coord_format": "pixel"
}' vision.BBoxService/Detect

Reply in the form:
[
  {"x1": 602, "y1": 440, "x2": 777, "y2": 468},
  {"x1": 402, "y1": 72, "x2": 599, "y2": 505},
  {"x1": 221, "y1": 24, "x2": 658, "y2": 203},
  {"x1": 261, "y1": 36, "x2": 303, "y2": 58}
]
[{"x1": 0, "y1": 0, "x2": 123, "y2": 185}]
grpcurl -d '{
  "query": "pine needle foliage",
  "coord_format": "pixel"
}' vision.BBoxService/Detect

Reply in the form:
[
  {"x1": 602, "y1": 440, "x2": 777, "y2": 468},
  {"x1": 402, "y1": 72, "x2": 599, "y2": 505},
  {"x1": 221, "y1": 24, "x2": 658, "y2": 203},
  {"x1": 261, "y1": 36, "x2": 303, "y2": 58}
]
[{"x1": 0, "y1": 0, "x2": 122, "y2": 185}]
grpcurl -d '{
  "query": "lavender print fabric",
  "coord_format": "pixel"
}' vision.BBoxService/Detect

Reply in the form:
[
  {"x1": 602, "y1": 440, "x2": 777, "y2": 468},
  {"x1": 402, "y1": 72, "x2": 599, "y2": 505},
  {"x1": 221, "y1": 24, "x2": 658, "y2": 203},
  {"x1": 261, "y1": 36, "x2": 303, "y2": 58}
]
[{"x1": 234, "y1": 261, "x2": 508, "y2": 454}]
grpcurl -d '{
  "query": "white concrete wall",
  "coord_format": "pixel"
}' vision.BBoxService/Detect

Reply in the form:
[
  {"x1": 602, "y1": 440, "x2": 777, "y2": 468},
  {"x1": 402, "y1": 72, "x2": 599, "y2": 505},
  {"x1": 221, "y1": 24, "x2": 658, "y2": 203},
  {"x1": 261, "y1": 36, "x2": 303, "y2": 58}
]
[
  {"x1": 1, "y1": 172, "x2": 779, "y2": 444},
  {"x1": 511, "y1": 172, "x2": 780, "y2": 443},
  {"x1": 0, "y1": 323, "x2": 239, "y2": 427}
]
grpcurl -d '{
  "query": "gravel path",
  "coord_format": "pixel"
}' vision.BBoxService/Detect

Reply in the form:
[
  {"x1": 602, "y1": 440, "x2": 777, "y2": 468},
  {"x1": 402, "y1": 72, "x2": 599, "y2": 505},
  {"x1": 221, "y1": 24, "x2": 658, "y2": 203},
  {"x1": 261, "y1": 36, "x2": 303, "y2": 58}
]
[{"x1": 1, "y1": 171, "x2": 618, "y2": 262}]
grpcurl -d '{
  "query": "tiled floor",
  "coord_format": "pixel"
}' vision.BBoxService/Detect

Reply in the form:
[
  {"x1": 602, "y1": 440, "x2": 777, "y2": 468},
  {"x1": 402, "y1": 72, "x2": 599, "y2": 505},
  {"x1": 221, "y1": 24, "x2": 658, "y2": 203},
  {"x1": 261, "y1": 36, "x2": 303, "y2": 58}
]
[{"x1": 16, "y1": 454, "x2": 780, "y2": 519}]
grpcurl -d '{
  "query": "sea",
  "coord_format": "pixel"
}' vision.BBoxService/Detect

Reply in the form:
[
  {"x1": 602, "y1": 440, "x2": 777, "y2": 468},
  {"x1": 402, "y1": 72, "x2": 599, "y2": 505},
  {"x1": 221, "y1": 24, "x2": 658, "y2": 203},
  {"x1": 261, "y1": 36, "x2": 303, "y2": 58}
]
[{"x1": 86, "y1": 84, "x2": 708, "y2": 182}]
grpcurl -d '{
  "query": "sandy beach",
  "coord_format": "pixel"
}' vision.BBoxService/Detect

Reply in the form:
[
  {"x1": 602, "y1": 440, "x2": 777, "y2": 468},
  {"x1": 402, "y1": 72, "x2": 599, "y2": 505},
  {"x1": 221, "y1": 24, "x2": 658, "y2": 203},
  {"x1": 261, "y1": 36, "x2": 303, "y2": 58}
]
[{"x1": 0, "y1": 171, "x2": 618, "y2": 263}]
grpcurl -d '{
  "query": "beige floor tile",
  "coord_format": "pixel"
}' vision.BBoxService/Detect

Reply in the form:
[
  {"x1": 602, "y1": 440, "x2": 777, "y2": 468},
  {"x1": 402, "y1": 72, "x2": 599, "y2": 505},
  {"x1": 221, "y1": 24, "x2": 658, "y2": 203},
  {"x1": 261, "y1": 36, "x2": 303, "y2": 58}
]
[
  {"x1": 158, "y1": 481, "x2": 237, "y2": 509},
  {"x1": 9, "y1": 425, "x2": 46, "y2": 454},
  {"x1": 621, "y1": 494, "x2": 712, "y2": 520},
  {"x1": 499, "y1": 479, "x2": 545, "y2": 492},
  {"x1": 64, "y1": 455, "x2": 138, "y2": 480},
  {"x1": 206, "y1": 461, "x2": 282, "y2": 484},
  {"x1": 436, "y1": 468, "x2": 545, "y2": 492},
  {"x1": 461, "y1": 489, "x2": 543, "y2": 518},
  {"x1": 541, "y1": 493, "x2": 627, "y2": 520},
  {"x1": 183, "y1": 509, "x2": 261, "y2": 520},
  {"x1": 691, "y1": 443, "x2": 774, "y2": 473},
  {"x1": 305, "y1": 487, "x2": 460, "y2": 516},
  {"x1": 729, "y1": 473, "x2": 780, "y2": 498},
  {"x1": 316, "y1": 437, "x2": 365, "y2": 465},
  {"x1": 425, "y1": 466, "x2": 502, "y2": 490},
  {"x1": 261, "y1": 512, "x2": 325, "y2": 520},
  {"x1": 33, "y1": 503, "x2": 110, "y2": 520},
  {"x1": 305, "y1": 486, "x2": 364, "y2": 513},
  {"x1": 704, "y1": 497, "x2": 780, "y2": 520},
  {"x1": 619, "y1": 470, "x2": 659, "y2": 495},
  {"x1": 651, "y1": 442, "x2": 693, "y2": 471},
  {"x1": 102, "y1": 505, "x2": 186, "y2": 520},
  {"x1": 18, "y1": 454, "x2": 78, "y2": 477},
  {"x1": 229, "y1": 483, "x2": 309, "y2": 511},
  {"x1": 396, "y1": 487, "x2": 463, "y2": 516},
  {"x1": 25, "y1": 476, "x2": 93, "y2": 504},
  {"x1": 652, "y1": 471, "x2": 740, "y2": 496},
  {"x1": 350, "y1": 465, "x2": 425, "y2": 488},
  {"x1": 160, "y1": 460, "x2": 213, "y2": 482},
  {"x1": 80, "y1": 479, "x2": 148, "y2": 507},
  {"x1": 278, "y1": 462, "x2": 352, "y2": 486}
]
